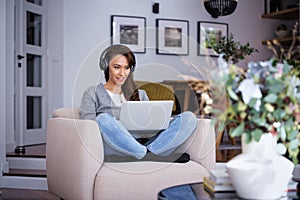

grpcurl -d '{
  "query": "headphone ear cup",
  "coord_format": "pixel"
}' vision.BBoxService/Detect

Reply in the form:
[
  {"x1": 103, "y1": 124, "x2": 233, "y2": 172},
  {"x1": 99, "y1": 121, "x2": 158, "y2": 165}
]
[
  {"x1": 99, "y1": 50, "x2": 108, "y2": 70},
  {"x1": 99, "y1": 58, "x2": 108, "y2": 70},
  {"x1": 131, "y1": 64, "x2": 136, "y2": 72}
]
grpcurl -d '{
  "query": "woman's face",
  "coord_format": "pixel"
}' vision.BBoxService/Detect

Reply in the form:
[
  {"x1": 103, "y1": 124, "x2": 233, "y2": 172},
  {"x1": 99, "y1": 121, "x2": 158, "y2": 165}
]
[{"x1": 107, "y1": 54, "x2": 131, "y2": 86}]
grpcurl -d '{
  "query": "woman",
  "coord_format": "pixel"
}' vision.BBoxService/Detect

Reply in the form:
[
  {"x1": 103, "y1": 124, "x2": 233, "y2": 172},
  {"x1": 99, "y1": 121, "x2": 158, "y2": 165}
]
[{"x1": 80, "y1": 44, "x2": 197, "y2": 160}]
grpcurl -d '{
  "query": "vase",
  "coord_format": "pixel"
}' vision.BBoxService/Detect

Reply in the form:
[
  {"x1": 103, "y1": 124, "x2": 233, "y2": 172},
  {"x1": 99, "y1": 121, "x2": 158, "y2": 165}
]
[{"x1": 226, "y1": 133, "x2": 294, "y2": 199}]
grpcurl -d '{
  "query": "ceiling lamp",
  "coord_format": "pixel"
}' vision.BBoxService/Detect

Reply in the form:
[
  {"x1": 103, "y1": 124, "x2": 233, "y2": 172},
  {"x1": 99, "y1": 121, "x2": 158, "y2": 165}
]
[{"x1": 204, "y1": 0, "x2": 238, "y2": 18}]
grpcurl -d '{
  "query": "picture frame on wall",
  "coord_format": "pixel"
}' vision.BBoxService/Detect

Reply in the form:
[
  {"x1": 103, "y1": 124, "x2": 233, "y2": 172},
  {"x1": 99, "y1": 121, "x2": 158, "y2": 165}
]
[
  {"x1": 156, "y1": 19, "x2": 189, "y2": 55},
  {"x1": 111, "y1": 15, "x2": 146, "y2": 53},
  {"x1": 197, "y1": 21, "x2": 228, "y2": 57}
]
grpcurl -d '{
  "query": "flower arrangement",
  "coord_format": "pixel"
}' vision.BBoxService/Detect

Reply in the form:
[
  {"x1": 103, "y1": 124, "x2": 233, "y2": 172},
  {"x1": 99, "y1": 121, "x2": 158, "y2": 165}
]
[
  {"x1": 211, "y1": 22, "x2": 300, "y2": 163},
  {"x1": 215, "y1": 56, "x2": 300, "y2": 163}
]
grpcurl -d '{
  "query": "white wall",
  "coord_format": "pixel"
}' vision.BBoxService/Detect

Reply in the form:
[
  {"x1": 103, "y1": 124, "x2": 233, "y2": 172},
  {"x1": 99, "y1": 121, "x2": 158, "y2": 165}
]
[
  {"x1": 5, "y1": 0, "x2": 15, "y2": 152},
  {"x1": 1, "y1": 0, "x2": 7, "y2": 184},
  {"x1": 48, "y1": 0, "x2": 64, "y2": 115},
  {"x1": 63, "y1": 0, "x2": 282, "y2": 107}
]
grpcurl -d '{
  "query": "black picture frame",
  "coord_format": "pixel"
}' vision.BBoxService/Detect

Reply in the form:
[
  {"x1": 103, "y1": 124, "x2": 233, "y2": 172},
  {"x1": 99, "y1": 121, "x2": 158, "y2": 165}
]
[
  {"x1": 156, "y1": 19, "x2": 189, "y2": 55},
  {"x1": 197, "y1": 21, "x2": 228, "y2": 57},
  {"x1": 111, "y1": 15, "x2": 146, "y2": 53}
]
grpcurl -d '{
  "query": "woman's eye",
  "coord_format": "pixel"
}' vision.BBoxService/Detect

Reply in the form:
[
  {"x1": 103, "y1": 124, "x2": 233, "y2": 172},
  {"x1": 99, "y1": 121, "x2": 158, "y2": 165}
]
[
  {"x1": 126, "y1": 66, "x2": 131, "y2": 70},
  {"x1": 114, "y1": 66, "x2": 120, "y2": 69}
]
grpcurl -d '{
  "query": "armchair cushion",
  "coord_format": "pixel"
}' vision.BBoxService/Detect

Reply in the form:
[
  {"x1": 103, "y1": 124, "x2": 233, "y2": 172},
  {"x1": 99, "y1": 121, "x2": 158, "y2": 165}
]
[{"x1": 52, "y1": 107, "x2": 80, "y2": 119}]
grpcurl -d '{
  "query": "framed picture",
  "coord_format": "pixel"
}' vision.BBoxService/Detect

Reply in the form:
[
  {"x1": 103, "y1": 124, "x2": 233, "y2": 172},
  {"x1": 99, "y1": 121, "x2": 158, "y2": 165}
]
[
  {"x1": 111, "y1": 15, "x2": 146, "y2": 53},
  {"x1": 156, "y1": 19, "x2": 189, "y2": 55},
  {"x1": 197, "y1": 21, "x2": 228, "y2": 57}
]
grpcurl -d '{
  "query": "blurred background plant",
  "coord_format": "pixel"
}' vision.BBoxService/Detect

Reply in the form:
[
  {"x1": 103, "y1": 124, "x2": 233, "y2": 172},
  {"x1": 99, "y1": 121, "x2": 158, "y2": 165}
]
[
  {"x1": 267, "y1": 22, "x2": 300, "y2": 77},
  {"x1": 210, "y1": 22, "x2": 300, "y2": 163},
  {"x1": 211, "y1": 33, "x2": 259, "y2": 64}
]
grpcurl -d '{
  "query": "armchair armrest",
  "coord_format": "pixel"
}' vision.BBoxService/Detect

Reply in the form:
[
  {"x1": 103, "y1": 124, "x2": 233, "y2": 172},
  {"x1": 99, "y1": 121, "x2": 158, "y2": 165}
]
[
  {"x1": 46, "y1": 118, "x2": 104, "y2": 200},
  {"x1": 175, "y1": 118, "x2": 216, "y2": 170}
]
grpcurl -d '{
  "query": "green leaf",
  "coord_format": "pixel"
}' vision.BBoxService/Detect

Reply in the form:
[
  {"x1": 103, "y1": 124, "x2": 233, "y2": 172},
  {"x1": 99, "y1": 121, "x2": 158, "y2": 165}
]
[
  {"x1": 273, "y1": 108, "x2": 286, "y2": 120},
  {"x1": 237, "y1": 102, "x2": 247, "y2": 112},
  {"x1": 282, "y1": 62, "x2": 292, "y2": 75},
  {"x1": 227, "y1": 86, "x2": 238, "y2": 101},
  {"x1": 252, "y1": 116, "x2": 267, "y2": 127},
  {"x1": 289, "y1": 139, "x2": 299, "y2": 150},
  {"x1": 248, "y1": 98, "x2": 258, "y2": 109},
  {"x1": 268, "y1": 80, "x2": 285, "y2": 93},
  {"x1": 264, "y1": 93, "x2": 277, "y2": 103},
  {"x1": 264, "y1": 103, "x2": 275, "y2": 112},
  {"x1": 229, "y1": 122, "x2": 245, "y2": 138},
  {"x1": 240, "y1": 112, "x2": 247, "y2": 119},
  {"x1": 252, "y1": 129, "x2": 264, "y2": 142},
  {"x1": 243, "y1": 133, "x2": 252, "y2": 143},
  {"x1": 287, "y1": 129, "x2": 299, "y2": 141}
]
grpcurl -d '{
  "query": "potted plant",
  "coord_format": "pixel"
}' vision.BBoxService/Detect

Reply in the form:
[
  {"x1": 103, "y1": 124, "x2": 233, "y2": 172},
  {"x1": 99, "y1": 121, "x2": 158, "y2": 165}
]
[
  {"x1": 211, "y1": 33, "x2": 259, "y2": 64},
  {"x1": 275, "y1": 24, "x2": 289, "y2": 38}
]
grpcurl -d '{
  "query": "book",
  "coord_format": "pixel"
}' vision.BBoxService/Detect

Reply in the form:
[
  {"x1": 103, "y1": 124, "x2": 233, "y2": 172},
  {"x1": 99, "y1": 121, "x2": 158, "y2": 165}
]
[
  {"x1": 204, "y1": 187, "x2": 238, "y2": 199},
  {"x1": 287, "y1": 180, "x2": 298, "y2": 191},
  {"x1": 209, "y1": 169, "x2": 231, "y2": 184},
  {"x1": 203, "y1": 177, "x2": 235, "y2": 193}
]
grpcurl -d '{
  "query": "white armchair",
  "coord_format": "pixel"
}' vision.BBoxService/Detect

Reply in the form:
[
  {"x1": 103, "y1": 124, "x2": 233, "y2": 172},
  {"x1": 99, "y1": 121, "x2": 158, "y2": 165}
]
[{"x1": 46, "y1": 108, "x2": 216, "y2": 200}]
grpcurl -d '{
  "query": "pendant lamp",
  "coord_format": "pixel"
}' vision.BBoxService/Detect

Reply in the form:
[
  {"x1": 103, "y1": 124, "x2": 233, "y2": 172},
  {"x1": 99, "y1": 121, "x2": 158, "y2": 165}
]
[{"x1": 204, "y1": 0, "x2": 238, "y2": 18}]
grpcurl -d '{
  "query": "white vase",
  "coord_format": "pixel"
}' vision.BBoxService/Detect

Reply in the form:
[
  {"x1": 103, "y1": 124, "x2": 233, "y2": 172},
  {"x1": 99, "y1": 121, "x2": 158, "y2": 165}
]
[{"x1": 226, "y1": 133, "x2": 295, "y2": 199}]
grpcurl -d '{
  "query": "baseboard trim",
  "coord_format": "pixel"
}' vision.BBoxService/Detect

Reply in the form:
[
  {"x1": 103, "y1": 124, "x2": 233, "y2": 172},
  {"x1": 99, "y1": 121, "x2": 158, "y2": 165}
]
[
  {"x1": 6, "y1": 142, "x2": 16, "y2": 153},
  {"x1": 6, "y1": 157, "x2": 46, "y2": 170},
  {"x1": 3, "y1": 176, "x2": 48, "y2": 190}
]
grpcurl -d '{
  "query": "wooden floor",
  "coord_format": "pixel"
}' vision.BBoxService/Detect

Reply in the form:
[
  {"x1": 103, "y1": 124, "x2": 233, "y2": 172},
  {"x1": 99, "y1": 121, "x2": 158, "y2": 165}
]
[
  {"x1": 1, "y1": 138, "x2": 241, "y2": 199},
  {"x1": 0, "y1": 188, "x2": 60, "y2": 200}
]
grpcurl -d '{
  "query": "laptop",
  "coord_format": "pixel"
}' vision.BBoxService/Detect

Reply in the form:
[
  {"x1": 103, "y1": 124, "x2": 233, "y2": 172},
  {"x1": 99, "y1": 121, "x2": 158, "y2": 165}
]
[{"x1": 120, "y1": 100, "x2": 174, "y2": 134}]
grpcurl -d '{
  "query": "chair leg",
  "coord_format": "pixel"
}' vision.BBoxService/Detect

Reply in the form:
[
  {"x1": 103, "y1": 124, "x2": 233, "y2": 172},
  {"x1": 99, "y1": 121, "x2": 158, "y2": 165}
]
[{"x1": 216, "y1": 130, "x2": 224, "y2": 149}]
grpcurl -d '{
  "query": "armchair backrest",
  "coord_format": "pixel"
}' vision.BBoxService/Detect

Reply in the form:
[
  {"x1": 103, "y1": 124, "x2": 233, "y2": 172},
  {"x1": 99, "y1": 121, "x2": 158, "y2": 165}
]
[
  {"x1": 135, "y1": 81, "x2": 177, "y2": 112},
  {"x1": 52, "y1": 107, "x2": 80, "y2": 119}
]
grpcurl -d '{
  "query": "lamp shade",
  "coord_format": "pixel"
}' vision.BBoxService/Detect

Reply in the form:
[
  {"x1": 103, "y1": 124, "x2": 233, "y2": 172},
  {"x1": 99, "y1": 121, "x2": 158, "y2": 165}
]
[{"x1": 204, "y1": 0, "x2": 238, "y2": 18}]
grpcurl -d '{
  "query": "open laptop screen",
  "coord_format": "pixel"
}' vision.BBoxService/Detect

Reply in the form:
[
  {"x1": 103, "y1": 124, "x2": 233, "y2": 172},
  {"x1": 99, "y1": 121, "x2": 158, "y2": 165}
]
[{"x1": 119, "y1": 100, "x2": 174, "y2": 134}]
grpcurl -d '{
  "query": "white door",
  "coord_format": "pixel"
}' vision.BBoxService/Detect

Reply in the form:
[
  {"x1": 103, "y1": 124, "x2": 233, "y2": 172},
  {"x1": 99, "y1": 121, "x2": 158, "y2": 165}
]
[{"x1": 15, "y1": 0, "x2": 48, "y2": 147}]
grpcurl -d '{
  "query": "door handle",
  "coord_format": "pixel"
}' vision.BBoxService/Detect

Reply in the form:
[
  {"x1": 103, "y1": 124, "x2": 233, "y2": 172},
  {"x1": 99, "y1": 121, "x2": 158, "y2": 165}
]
[
  {"x1": 17, "y1": 55, "x2": 25, "y2": 60},
  {"x1": 17, "y1": 55, "x2": 25, "y2": 68}
]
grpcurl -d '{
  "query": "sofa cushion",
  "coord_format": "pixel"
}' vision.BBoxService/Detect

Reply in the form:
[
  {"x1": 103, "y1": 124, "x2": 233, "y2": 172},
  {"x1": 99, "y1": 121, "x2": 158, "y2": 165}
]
[{"x1": 52, "y1": 107, "x2": 80, "y2": 119}]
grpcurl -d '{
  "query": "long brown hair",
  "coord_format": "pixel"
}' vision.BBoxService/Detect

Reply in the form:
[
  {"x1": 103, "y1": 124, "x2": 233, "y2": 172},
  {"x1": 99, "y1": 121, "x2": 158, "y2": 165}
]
[{"x1": 122, "y1": 73, "x2": 140, "y2": 101}]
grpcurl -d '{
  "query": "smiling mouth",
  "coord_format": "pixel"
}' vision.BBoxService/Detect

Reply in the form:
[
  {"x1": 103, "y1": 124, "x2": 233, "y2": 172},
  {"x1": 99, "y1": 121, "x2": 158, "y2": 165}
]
[{"x1": 117, "y1": 77, "x2": 126, "y2": 82}]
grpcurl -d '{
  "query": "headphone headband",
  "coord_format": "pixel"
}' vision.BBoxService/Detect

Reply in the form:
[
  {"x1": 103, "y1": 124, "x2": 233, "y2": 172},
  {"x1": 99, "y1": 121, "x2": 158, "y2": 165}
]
[{"x1": 99, "y1": 44, "x2": 136, "y2": 72}]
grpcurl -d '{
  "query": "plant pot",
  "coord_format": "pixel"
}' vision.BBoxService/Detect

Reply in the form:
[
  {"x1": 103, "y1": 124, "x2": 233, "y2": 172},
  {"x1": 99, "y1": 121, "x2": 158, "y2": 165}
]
[
  {"x1": 275, "y1": 30, "x2": 289, "y2": 38},
  {"x1": 226, "y1": 133, "x2": 294, "y2": 199}
]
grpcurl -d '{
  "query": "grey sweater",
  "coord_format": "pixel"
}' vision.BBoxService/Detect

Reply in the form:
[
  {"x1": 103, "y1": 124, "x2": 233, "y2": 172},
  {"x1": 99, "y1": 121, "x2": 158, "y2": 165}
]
[{"x1": 80, "y1": 83, "x2": 149, "y2": 120}]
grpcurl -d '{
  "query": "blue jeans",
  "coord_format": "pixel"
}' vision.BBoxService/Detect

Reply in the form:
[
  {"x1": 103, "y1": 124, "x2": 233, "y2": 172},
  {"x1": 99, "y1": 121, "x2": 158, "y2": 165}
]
[
  {"x1": 96, "y1": 111, "x2": 197, "y2": 159},
  {"x1": 159, "y1": 184, "x2": 197, "y2": 200}
]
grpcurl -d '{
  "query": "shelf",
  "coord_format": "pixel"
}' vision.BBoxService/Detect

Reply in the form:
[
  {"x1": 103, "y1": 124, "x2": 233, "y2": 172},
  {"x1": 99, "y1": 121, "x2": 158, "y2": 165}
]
[
  {"x1": 262, "y1": 35, "x2": 300, "y2": 46},
  {"x1": 261, "y1": 6, "x2": 299, "y2": 20}
]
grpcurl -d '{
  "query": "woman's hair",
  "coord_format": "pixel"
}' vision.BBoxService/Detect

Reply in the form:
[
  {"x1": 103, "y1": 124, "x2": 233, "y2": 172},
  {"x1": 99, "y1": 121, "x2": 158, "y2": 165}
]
[
  {"x1": 102, "y1": 44, "x2": 140, "y2": 101},
  {"x1": 122, "y1": 73, "x2": 140, "y2": 101}
]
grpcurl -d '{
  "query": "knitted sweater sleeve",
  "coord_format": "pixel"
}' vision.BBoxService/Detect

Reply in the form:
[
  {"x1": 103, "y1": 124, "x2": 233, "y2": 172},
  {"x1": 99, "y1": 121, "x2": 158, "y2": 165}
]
[{"x1": 79, "y1": 86, "x2": 97, "y2": 120}]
